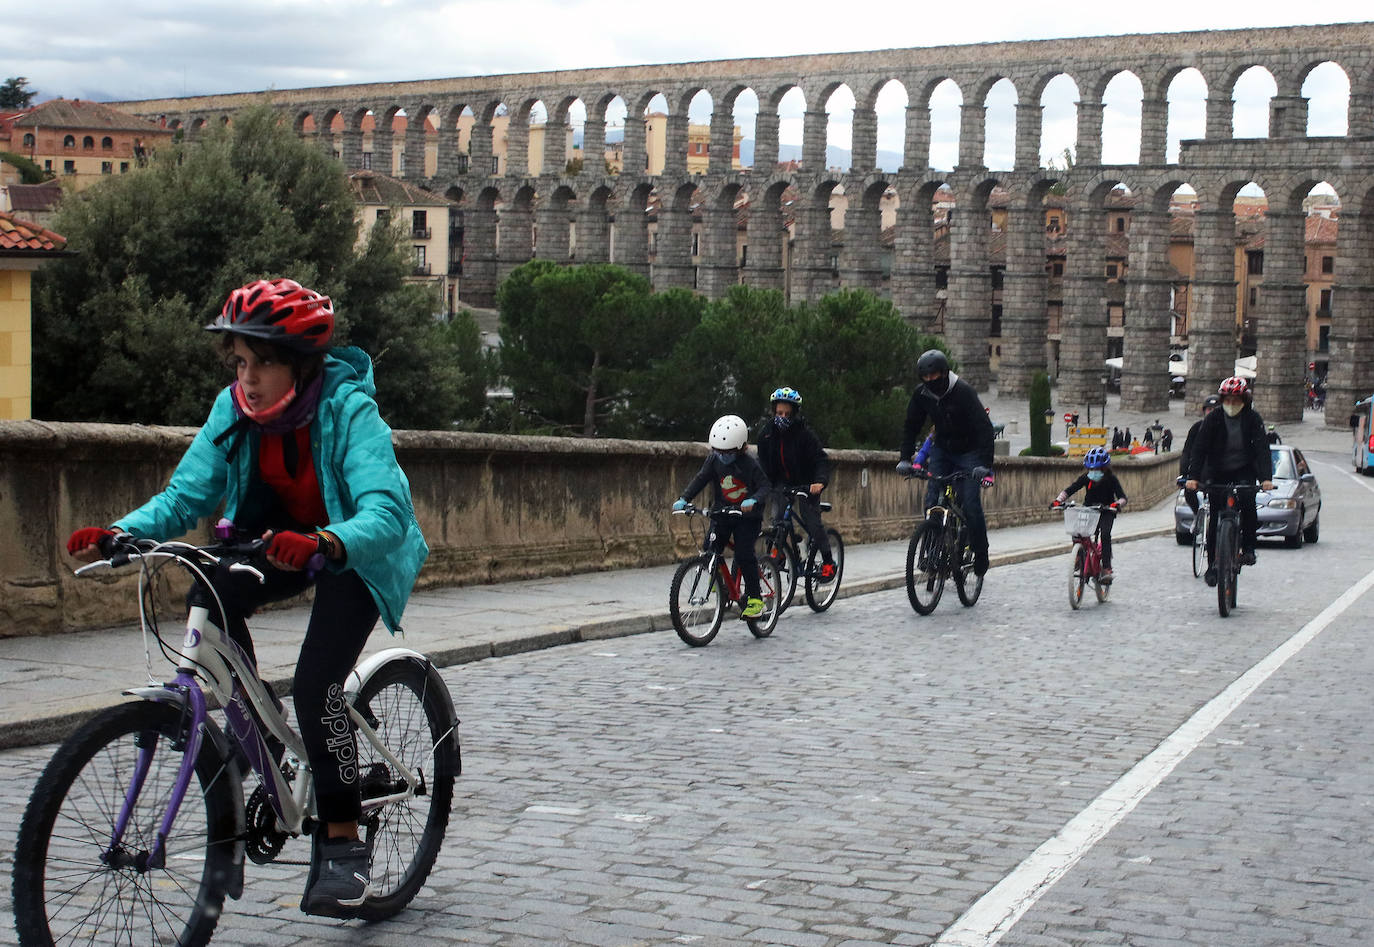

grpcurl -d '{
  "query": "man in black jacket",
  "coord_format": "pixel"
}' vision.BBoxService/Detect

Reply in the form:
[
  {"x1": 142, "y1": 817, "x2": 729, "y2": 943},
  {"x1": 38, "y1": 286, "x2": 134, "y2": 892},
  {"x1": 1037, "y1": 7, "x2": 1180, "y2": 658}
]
[
  {"x1": 1184, "y1": 377, "x2": 1275, "y2": 586},
  {"x1": 896, "y1": 349, "x2": 996, "y2": 575},
  {"x1": 756, "y1": 386, "x2": 836, "y2": 580},
  {"x1": 1178, "y1": 394, "x2": 1220, "y2": 517}
]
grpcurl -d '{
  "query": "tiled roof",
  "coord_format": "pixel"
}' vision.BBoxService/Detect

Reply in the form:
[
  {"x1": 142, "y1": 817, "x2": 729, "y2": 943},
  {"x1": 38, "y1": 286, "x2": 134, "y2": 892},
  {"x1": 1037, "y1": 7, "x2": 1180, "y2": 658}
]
[
  {"x1": 5, "y1": 180, "x2": 62, "y2": 213},
  {"x1": 14, "y1": 98, "x2": 167, "y2": 134},
  {"x1": 0, "y1": 210, "x2": 66, "y2": 253},
  {"x1": 348, "y1": 170, "x2": 451, "y2": 207}
]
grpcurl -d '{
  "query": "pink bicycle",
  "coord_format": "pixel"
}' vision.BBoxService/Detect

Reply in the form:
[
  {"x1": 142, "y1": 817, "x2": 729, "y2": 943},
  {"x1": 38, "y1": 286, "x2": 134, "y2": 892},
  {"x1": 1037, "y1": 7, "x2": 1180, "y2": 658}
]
[{"x1": 1052, "y1": 501, "x2": 1117, "y2": 609}]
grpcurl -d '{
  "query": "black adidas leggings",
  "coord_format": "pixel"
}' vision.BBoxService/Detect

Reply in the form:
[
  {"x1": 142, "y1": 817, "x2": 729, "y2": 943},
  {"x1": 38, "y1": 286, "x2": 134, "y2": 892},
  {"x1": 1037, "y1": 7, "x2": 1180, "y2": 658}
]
[{"x1": 191, "y1": 564, "x2": 379, "y2": 823}]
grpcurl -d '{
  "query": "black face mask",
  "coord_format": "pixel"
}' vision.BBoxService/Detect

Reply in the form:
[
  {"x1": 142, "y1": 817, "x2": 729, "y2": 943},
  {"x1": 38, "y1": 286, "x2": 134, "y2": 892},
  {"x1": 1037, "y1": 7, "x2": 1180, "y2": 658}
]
[{"x1": 925, "y1": 374, "x2": 950, "y2": 396}]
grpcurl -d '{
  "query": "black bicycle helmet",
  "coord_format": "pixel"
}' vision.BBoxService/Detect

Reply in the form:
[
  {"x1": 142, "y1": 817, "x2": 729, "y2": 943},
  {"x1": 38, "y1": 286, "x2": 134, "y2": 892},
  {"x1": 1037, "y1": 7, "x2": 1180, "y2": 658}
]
[{"x1": 916, "y1": 349, "x2": 949, "y2": 378}]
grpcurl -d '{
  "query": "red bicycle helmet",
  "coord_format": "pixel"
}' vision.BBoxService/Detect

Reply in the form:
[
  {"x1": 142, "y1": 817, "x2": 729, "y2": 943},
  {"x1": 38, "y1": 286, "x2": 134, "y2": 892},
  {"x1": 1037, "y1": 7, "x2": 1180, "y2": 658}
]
[
  {"x1": 1217, "y1": 376, "x2": 1249, "y2": 397},
  {"x1": 207, "y1": 278, "x2": 334, "y2": 353}
]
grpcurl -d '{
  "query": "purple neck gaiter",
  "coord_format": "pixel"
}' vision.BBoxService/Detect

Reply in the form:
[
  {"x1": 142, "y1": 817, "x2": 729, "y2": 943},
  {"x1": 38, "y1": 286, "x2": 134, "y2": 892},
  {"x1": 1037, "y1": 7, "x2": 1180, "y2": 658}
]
[{"x1": 230, "y1": 371, "x2": 324, "y2": 434}]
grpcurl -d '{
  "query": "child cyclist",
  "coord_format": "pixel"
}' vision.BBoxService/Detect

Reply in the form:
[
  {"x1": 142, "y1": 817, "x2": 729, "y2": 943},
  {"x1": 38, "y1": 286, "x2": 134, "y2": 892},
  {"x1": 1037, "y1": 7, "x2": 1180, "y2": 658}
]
[
  {"x1": 1051, "y1": 446, "x2": 1127, "y2": 582},
  {"x1": 672, "y1": 415, "x2": 772, "y2": 617},
  {"x1": 755, "y1": 386, "x2": 836, "y2": 582},
  {"x1": 66, "y1": 278, "x2": 428, "y2": 919}
]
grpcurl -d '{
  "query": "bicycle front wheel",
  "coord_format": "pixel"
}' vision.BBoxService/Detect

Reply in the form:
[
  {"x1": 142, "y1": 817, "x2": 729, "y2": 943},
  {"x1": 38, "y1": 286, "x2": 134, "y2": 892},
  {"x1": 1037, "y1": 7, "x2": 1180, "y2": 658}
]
[
  {"x1": 351, "y1": 657, "x2": 460, "y2": 921},
  {"x1": 747, "y1": 556, "x2": 782, "y2": 638},
  {"x1": 1068, "y1": 544, "x2": 1086, "y2": 609},
  {"x1": 804, "y1": 528, "x2": 845, "y2": 612},
  {"x1": 1192, "y1": 513, "x2": 1207, "y2": 578},
  {"x1": 1215, "y1": 518, "x2": 1236, "y2": 618},
  {"x1": 13, "y1": 700, "x2": 238, "y2": 947},
  {"x1": 670, "y1": 555, "x2": 725, "y2": 646},
  {"x1": 906, "y1": 522, "x2": 945, "y2": 615},
  {"x1": 952, "y1": 529, "x2": 982, "y2": 607}
]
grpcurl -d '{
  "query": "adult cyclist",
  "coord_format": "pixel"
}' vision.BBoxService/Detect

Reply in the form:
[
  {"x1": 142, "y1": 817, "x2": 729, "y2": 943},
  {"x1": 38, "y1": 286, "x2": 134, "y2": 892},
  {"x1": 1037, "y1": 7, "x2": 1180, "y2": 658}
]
[
  {"x1": 1178, "y1": 394, "x2": 1220, "y2": 520},
  {"x1": 755, "y1": 386, "x2": 836, "y2": 582},
  {"x1": 1183, "y1": 376, "x2": 1275, "y2": 586},
  {"x1": 895, "y1": 349, "x2": 996, "y2": 576}
]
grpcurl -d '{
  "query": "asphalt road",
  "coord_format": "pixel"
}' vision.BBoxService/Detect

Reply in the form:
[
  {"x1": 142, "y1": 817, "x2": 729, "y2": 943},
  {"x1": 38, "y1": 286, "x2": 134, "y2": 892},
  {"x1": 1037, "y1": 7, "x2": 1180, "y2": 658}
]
[{"x1": 4, "y1": 449, "x2": 1372, "y2": 946}]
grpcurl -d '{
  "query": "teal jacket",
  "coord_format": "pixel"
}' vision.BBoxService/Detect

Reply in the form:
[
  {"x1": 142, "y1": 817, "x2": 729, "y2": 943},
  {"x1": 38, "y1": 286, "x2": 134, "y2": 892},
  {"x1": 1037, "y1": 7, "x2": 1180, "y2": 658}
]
[{"x1": 117, "y1": 347, "x2": 428, "y2": 633}]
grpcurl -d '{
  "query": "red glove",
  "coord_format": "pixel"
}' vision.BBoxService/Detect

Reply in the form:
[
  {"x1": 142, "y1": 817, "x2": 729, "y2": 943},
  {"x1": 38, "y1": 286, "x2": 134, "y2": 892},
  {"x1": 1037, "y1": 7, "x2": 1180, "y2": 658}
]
[
  {"x1": 67, "y1": 527, "x2": 114, "y2": 556},
  {"x1": 266, "y1": 531, "x2": 322, "y2": 570}
]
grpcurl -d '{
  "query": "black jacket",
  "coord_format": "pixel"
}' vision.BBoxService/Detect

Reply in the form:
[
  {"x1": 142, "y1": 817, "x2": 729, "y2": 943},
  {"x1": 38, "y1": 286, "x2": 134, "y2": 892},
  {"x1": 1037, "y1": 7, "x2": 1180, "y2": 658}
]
[
  {"x1": 679, "y1": 450, "x2": 772, "y2": 519},
  {"x1": 755, "y1": 417, "x2": 830, "y2": 489},
  {"x1": 1183, "y1": 407, "x2": 1273, "y2": 484},
  {"x1": 899, "y1": 372, "x2": 995, "y2": 467},
  {"x1": 1178, "y1": 417, "x2": 1205, "y2": 476},
  {"x1": 1062, "y1": 469, "x2": 1128, "y2": 506}
]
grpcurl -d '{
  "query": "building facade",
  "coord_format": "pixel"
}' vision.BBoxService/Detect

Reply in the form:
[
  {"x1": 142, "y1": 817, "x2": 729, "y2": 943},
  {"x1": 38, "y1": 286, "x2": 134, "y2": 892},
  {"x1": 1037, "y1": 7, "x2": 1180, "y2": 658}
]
[{"x1": 0, "y1": 99, "x2": 173, "y2": 192}]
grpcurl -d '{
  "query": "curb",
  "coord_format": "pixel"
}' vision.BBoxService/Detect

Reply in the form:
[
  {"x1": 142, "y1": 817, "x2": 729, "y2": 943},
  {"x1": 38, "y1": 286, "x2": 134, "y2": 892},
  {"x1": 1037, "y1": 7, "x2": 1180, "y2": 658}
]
[{"x1": 0, "y1": 526, "x2": 1172, "y2": 751}]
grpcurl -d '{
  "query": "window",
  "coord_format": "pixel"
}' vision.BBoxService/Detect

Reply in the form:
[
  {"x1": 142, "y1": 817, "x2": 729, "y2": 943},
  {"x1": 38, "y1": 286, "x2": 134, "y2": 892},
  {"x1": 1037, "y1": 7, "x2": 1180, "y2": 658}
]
[
  {"x1": 43, "y1": 159, "x2": 51, "y2": 171},
  {"x1": 376, "y1": 209, "x2": 390, "y2": 226},
  {"x1": 63, "y1": 160, "x2": 75, "y2": 174},
  {"x1": 990, "y1": 267, "x2": 1003, "y2": 290},
  {"x1": 63, "y1": 135, "x2": 75, "y2": 148},
  {"x1": 1249, "y1": 287, "x2": 1258, "y2": 307},
  {"x1": 492, "y1": 155, "x2": 500, "y2": 174},
  {"x1": 691, "y1": 232, "x2": 699, "y2": 256},
  {"x1": 1047, "y1": 214, "x2": 1061, "y2": 232},
  {"x1": 22, "y1": 133, "x2": 34, "y2": 147},
  {"x1": 82, "y1": 136, "x2": 94, "y2": 150},
  {"x1": 1318, "y1": 324, "x2": 1330, "y2": 352},
  {"x1": 1115, "y1": 216, "x2": 1126, "y2": 232},
  {"x1": 1051, "y1": 261, "x2": 1064, "y2": 277},
  {"x1": 990, "y1": 304, "x2": 1002, "y2": 336},
  {"x1": 361, "y1": 151, "x2": 372, "y2": 170},
  {"x1": 1322, "y1": 255, "x2": 1334, "y2": 274},
  {"x1": 101, "y1": 136, "x2": 113, "y2": 150},
  {"x1": 120, "y1": 162, "x2": 129, "y2": 173},
  {"x1": 1106, "y1": 263, "x2": 1119, "y2": 279},
  {"x1": 456, "y1": 154, "x2": 469, "y2": 173},
  {"x1": 398, "y1": 152, "x2": 406, "y2": 174},
  {"x1": 739, "y1": 244, "x2": 748, "y2": 267},
  {"x1": 412, "y1": 245, "x2": 428, "y2": 275},
  {"x1": 412, "y1": 210, "x2": 429, "y2": 238},
  {"x1": 101, "y1": 161, "x2": 112, "y2": 174},
  {"x1": 1319, "y1": 288, "x2": 1332, "y2": 311},
  {"x1": 1247, "y1": 251, "x2": 1263, "y2": 275}
]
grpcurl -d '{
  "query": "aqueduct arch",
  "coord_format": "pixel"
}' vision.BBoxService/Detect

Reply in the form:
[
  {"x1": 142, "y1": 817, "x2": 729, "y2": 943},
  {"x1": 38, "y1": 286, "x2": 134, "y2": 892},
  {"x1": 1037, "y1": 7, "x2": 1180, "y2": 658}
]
[{"x1": 111, "y1": 22, "x2": 1374, "y2": 423}]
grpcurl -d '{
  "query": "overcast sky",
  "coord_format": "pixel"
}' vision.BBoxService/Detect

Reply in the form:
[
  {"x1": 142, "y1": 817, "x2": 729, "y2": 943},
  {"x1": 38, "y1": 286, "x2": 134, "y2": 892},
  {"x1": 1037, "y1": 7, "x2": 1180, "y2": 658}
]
[{"x1": 5, "y1": 1, "x2": 1370, "y2": 170}]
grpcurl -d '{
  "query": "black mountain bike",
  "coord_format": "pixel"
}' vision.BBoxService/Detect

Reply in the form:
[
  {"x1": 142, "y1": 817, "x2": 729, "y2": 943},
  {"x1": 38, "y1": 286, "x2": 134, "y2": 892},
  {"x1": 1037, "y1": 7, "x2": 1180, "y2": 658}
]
[
  {"x1": 760, "y1": 489, "x2": 845, "y2": 613},
  {"x1": 903, "y1": 468, "x2": 990, "y2": 615},
  {"x1": 1203, "y1": 481, "x2": 1259, "y2": 618}
]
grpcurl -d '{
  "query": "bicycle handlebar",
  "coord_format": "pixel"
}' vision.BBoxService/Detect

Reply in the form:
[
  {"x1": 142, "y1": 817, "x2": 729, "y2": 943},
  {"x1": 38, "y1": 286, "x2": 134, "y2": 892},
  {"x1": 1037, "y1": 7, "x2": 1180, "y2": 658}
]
[
  {"x1": 903, "y1": 467, "x2": 993, "y2": 486},
  {"x1": 672, "y1": 503, "x2": 745, "y2": 518}
]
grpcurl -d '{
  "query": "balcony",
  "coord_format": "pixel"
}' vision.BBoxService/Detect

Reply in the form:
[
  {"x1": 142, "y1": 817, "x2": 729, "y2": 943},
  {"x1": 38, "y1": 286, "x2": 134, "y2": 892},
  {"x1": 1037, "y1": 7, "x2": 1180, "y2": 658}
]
[
  {"x1": 447, "y1": 261, "x2": 463, "y2": 276},
  {"x1": 411, "y1": 228, "x2": 432, "y2": 240},
  {"x1": 412, "y1": 263, "x2": 432, "y2": 276}
]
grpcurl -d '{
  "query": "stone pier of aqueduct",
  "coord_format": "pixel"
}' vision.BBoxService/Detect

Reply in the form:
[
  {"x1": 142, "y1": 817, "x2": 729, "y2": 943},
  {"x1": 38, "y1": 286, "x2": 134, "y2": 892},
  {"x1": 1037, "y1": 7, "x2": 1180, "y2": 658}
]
[{"x1": 112, "y1": 23, "x2": 1374, "y2": 425}]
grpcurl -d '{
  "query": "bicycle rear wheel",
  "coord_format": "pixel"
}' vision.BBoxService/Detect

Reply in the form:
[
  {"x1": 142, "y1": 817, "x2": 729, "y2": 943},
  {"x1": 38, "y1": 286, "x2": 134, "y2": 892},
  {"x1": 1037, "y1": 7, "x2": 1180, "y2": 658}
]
[
  {"x1": 13, "y1": 700, "x2": 238, "y2": 947},
  {"x1": 1192, "y1": 511, "x2": 1207, "y2": 578},
  {"x1": 1215, "y1": 519, "x2": 1236, "y2": 617},
  {"x1": 804, "y1": 528, "x2": 845, "y2": 612},
  {"x1": 1068, "y1": 544, "x2": 1087, "y2": 610},
  {"x1": 764, "y1": 534, "x2": 800, "y2": 612},
  {"x1": 906, "y1": 522, "x2": 945, "y2": 615},
  {"x1": 351, "y1": 656, "x2": 460, "y2": 921},
  {"x1": 747, "y1": 557, "x2": 782, "y2": 638},
  {"x1": 670, "y1": 555, "x2": 724, "y2": 646}
]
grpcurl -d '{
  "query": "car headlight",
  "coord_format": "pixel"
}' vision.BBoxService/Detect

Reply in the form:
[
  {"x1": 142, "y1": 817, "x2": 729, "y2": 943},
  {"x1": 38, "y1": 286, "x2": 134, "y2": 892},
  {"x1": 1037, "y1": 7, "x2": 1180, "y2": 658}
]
[{"x1": 1266, "y1": 498, "x2": 1297, "y2": 509}]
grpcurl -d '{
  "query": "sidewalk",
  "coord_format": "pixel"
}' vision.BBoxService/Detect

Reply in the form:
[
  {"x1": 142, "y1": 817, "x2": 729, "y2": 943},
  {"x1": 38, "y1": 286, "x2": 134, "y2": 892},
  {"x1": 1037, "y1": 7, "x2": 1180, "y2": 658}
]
[{"x1": 0, "y1": 501, "x2": 1176, "y2": 750}]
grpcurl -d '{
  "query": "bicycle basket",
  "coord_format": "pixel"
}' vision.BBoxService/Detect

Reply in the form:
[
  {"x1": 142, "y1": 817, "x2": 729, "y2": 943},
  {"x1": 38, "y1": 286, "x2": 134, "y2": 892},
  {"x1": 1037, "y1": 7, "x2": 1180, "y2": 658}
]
[{"x1": 1063, "y1": 506, "x2": 1100, "y2": 537}]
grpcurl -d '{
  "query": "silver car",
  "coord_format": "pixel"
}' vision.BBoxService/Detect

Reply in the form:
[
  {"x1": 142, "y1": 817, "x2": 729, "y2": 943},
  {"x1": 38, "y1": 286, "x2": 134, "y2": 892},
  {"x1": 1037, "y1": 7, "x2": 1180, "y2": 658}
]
[{"x1": 1174, "y1": 445, "x2": 1322, "y2": 547}]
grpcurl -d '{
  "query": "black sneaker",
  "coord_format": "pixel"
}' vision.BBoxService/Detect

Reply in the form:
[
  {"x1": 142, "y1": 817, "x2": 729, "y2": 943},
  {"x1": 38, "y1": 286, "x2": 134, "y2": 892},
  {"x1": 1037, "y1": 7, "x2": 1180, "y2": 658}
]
[
  {"x1": 1204, "y1": 566, "x2": 1218, "y2": 587},
  {"x1": 973, "y1": 551, "x2": 989, "y2": 577},
  {"x1": 1240, "y1": 549, "x2": 1257, "y2": 566},
  {"x1": 302, "y1": 834, "x2": 373, "y2": 917}
]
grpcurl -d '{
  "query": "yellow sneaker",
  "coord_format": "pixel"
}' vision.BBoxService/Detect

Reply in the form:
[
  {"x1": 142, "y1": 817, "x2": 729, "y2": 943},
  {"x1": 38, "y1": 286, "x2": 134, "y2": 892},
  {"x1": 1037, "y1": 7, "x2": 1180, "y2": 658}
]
[{"x1": 741, "y1": 597, "x2": 764, "y2": 618}]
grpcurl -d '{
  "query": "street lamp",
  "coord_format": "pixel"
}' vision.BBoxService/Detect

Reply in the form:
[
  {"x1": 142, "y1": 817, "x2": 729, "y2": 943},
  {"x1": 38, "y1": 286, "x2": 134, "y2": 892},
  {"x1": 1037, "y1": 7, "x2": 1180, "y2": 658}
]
[{"x1": 1100, "y1": 375, "x2": 1109, "y2": 430}]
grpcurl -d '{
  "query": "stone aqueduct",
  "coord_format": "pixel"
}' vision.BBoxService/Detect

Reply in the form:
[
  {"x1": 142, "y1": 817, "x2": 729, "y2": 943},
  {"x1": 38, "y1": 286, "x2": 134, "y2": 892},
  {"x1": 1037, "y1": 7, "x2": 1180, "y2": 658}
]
[{"x1": 112, "y1": 23, "x2": 1374, "y2": 426}]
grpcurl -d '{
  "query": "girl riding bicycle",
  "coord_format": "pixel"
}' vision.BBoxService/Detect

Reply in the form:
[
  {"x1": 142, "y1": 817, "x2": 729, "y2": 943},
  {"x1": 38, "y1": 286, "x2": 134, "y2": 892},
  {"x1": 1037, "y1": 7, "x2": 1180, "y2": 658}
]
[
  {"x1": 1052, "y1": 447, "x2": 1127, "y2": 581},
  {"x1": 755, "y1": 386, "x2": 836, "y2": 582},
  {"x1": 66, "y1": 277, "x2": 428, "y2": 919},
  {"x1": 673, "y1": 415, "x2": 772, "y2": 618}
]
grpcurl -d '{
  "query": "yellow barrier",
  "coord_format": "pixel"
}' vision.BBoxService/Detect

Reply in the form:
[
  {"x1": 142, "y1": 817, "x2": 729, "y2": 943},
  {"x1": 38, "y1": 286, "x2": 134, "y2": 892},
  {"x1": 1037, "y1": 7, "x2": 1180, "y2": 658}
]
[{"x1": 1067, "y1": 426, "x2": 1108, "y2": 456}]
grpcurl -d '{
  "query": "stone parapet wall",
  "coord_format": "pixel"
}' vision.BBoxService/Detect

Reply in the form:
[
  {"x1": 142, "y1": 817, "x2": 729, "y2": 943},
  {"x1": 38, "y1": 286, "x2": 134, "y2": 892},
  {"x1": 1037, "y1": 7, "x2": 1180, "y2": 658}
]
[{"x1": 0, "y1": 421, "x2": 1179, "y2": 637}]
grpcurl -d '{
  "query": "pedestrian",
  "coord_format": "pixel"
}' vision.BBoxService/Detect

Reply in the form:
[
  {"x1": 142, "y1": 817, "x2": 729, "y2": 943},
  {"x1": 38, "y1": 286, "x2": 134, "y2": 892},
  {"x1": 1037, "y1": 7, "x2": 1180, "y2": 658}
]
[
  {"x1": 1124, "y1": 427, "x2": 1133, "y2": 447},
  {"x1": 1143, "y1": 428, "x2": 1154, "y2": 447},
  {"x1": 1161, "y1": 428, "x2": 1173, "y2": 451},
  {"x1": 1112, "y1": 426, "x2": 1122, "y2": 449},
  {"x1": 895, "y1": 349, "x2": 996, "y2": 576}
]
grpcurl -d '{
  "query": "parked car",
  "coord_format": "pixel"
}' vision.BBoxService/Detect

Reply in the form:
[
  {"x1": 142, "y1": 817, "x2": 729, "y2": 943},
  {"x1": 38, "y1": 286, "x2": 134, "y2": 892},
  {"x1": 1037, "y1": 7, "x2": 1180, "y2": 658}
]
[{"x1": 1175, "y1": 444, "x2": 1322, "y2": 548}]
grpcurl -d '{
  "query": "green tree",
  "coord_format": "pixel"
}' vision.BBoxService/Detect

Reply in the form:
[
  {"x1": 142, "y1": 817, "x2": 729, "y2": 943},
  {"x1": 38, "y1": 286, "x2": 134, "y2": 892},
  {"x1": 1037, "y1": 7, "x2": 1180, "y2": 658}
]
[
  {"x1": 0, "y1": 77, "x2": 35, "y2": 109},
  {"x1": 0, "y1": 151, "x2": 51, "y2": 184},
  {"x1": 31, "y1": 105, "x2": 481, "y2": 429},
  {"x1": 496, "y1": 261, "x2": 702, "y2": 435}
]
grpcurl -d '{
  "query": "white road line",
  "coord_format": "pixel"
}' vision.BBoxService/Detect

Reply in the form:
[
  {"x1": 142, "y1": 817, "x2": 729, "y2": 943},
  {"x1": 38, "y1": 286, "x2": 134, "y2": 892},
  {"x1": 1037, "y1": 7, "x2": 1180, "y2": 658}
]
[
  {"x1": 1311, "y1": 458, "x2": 1374, "y2": 494},
  {"x1": 934, "y1": 564, "x2": 1374, "y2": 947}
]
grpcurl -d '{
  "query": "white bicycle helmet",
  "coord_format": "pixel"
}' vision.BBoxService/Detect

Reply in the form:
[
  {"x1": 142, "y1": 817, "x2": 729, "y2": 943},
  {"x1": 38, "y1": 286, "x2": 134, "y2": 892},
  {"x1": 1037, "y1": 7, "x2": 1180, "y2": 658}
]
[{"x1": 709, "y1": 415, "x2": 748, "y2": 451}]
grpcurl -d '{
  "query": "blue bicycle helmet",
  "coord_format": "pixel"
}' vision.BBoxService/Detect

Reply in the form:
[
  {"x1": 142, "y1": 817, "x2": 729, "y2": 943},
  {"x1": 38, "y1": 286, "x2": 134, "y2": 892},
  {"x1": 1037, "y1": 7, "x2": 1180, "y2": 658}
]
[
  {"x1": 770, "y1": 386, "x2": 802, "y2": 405},
  {"x1": 1084, "y1": 446, "x2": 1110, "y2": 469}
]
